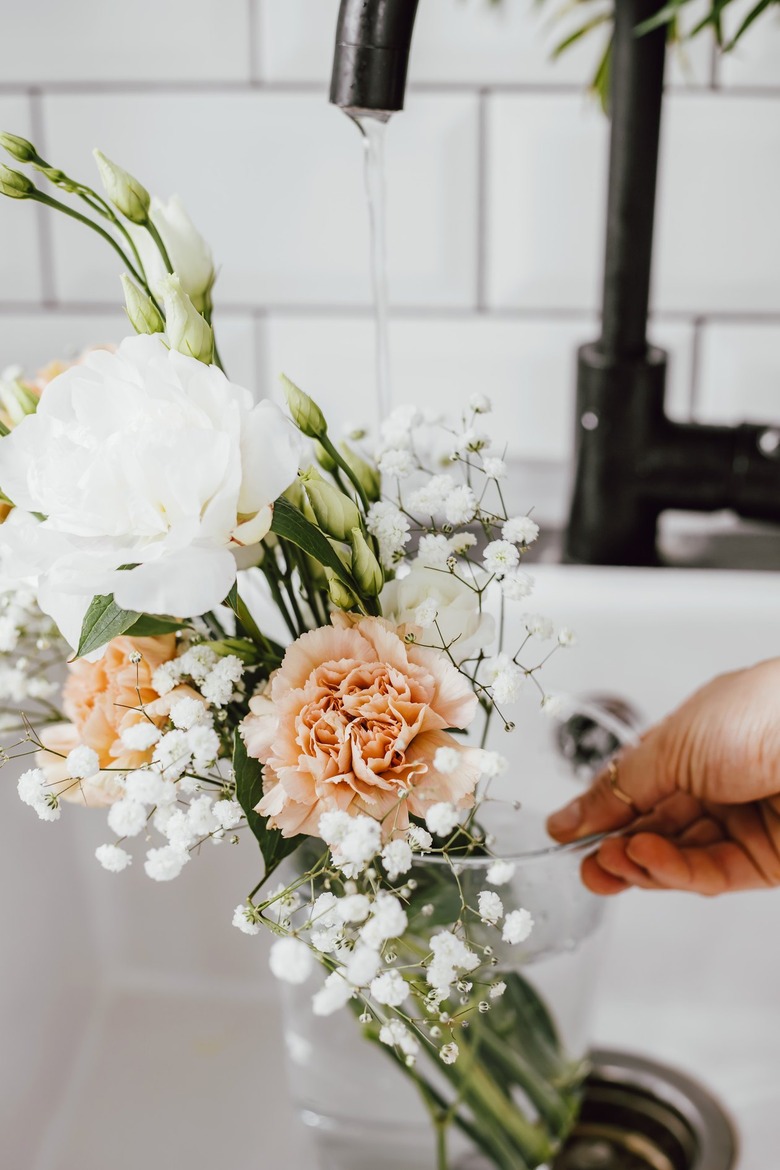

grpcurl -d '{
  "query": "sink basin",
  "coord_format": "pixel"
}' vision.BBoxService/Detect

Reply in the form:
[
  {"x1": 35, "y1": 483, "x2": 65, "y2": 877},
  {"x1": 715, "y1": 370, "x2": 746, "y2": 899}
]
[{"x1": 1, "y1": 564, "x2": 777, "y2": 1169}]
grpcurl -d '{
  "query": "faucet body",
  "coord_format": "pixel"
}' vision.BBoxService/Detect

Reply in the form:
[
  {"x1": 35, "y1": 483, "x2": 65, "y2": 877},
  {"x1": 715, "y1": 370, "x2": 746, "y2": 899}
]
[
  {"x1": 565, "y1": 0, "x2": 780, "y2": 564},
  {"x1": 330, "y1": 0, "x2": 780, "y2": 565}
]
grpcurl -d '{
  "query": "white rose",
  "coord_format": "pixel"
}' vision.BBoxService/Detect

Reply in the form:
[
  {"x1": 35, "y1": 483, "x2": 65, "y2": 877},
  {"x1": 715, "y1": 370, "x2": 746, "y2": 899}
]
[
  {"x1": 381, "y1": 565, "x2": 495, "y2": 662},
  {"x1": 132, "y1": 195, "x2": 215, "y2": 312},
  {"x1": 0, "y1": 335, "x2": 300, "y2": 649}
]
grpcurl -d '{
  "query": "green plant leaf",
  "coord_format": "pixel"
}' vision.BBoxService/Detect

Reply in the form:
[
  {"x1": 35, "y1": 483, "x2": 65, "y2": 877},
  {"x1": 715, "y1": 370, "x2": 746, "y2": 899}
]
[
  {"x1": 76, "y1": 593, "x2": 140, "y2": 658},
  {"x1": 223, "y1": 581, "x2": 238, "y2": 612},
  {"x1": 124, "y1": 615, "x2": 190, "y2": 637},
  {"x1": 552, "y1": 12, "x2": 610, "y2": 58},
  {"x1": 271, "y1": 496, "x2": 360, "y2": 593},
  {"x1": 726, "y1": 0, "x2": 774, "y2": 47},
  {"x1": 232, "y1": 730, "x2": 302, "y2": 875}
]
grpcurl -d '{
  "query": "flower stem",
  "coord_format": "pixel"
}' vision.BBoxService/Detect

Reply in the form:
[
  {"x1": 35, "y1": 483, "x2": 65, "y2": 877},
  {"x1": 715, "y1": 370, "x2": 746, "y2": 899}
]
[
  {"x1": 33, "y1": 191, "x2": 146, "y2": 288},
  {"x1": 144, "y1": 218, "x2": 174, "y2": 275}
]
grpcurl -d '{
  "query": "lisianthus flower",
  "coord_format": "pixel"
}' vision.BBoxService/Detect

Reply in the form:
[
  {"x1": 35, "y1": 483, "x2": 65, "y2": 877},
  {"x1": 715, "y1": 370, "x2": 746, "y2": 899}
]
[
  {"x1": 37, "y1": 634, "x2": 190, "y2": 806},
  {"x1": 0, "y1": 335, "x2": 300, "y2": 649},
  {"x1": 240, "y1": 613, "x2": 481, "y2": 838},
  {"x1": 130, "y1": 195, "x2": 215, "y2": 313},
  {"x1": 381, "y1": 565, "x2": 495, "y2": 662}
]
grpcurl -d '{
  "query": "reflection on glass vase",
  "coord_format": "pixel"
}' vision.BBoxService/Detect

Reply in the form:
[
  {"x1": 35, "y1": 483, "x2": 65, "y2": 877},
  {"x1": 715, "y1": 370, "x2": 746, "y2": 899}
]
[{"x1": 281, "y1": 826, "x2": 608, "y2": 1170}]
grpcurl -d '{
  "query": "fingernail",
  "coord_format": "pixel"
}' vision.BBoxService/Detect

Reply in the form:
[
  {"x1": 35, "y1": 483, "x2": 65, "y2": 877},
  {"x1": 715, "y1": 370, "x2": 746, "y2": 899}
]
[{"x1": 547, "y1": 799, "x2": 583, "y2": 837}]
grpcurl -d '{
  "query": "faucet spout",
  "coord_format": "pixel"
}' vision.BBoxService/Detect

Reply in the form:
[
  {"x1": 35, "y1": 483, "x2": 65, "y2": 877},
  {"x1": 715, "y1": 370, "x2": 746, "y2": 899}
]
[{"x1": 329, "y1": 0, "x2": 420, "y2": 119}]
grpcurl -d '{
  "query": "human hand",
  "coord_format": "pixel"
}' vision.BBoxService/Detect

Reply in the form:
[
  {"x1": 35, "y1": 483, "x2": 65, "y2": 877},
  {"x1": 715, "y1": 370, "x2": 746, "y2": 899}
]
[{"x1": 547, "y1": 660, "x2": 780, "y2": 895}]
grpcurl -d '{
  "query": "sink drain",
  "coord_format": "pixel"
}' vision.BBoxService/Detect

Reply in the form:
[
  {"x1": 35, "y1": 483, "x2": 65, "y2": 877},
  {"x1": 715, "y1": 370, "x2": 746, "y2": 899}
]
[{"x1": 553, "y1": 1049, "x2": 738, "y2": 1170}]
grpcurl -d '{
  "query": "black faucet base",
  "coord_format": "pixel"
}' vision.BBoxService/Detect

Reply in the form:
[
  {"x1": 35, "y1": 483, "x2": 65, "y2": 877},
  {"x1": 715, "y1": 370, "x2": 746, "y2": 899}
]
[
  {"x1": 564, "y1": 343, "x2": 668, "y2": 567},
  {"x1": 565, "y1": 342, "x2": 780, "y2": 566}
]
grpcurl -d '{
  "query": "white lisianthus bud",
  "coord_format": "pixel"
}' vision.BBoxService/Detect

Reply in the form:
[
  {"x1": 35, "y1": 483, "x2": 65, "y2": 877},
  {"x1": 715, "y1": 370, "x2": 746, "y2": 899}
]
[
  {"x1": 314, "y1": 440, "x2": 338, "y2": 474},
  {"x1": 301, "y1": 473, "x2": 361, "y2": 542},
  {"x1": 282, "y1": 374, "x2": 327, "y2": 439},
  {"x1": 0, "y1": 164, "x2": 35, "y2": 199},
  {"x1": 0, "y1": 376, "x2": 38, "y2": 425},
  {"x1": 93, "y1": 150, "x2": 150, "y2": 224},
  {"x1": 0, "y1": 131, "x2": 40, "y2": 164},
  {"x1": 120, "y1": 273, "x2": 164, "y2": 336},
  {"x1": 325, "y1": 568, "x2": 357, "y2": 611},
  {"x1": 160, "y1": 273, "x2": 214, "y2": 364},
  {"x1": 340, "y1": 442, "x2": 381, "y2": 503},
  {"x1": 350, "y1": 528, "x2": 384, "y2": 597},
  {"x1": 130, "y1": 195, "x2": 215, "y2": 313}
]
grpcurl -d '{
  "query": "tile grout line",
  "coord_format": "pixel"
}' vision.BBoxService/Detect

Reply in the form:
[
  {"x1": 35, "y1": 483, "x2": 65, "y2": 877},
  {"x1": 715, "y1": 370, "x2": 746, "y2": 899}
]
[
  {"x1": 27, "y1": 89, "x2": 57, "y2": 309},
  {"x1": 709, "y1": 27, "x2": 720, "y2": 90},
  {"x1": 3, "y1": 78, "x2": 777, "y2": 97},
  {"x1": 475, "y1": 88, "x2": 489, "y2": 313},
  {"x1": 247, "y1": 0, "x2": 261, "y2": 84},
  {"x1": 689, "y1": 315, "x2": 705, "y2": 420},
  {"x1": 251, "y1": 306, "x2": 269, "y2": 398},
  {"x1": 2, "y1": 300, "x2": 779, "y2": 326}
]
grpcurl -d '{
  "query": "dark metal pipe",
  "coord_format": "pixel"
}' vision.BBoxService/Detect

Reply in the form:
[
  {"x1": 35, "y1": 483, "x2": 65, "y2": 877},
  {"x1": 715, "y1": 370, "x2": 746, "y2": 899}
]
[
  {"x1": 329, "y1": 0, "x2": 420, "y2": 117},
  {"x1": 600, "y1": 0, "x2": 667, "y2": 359}
]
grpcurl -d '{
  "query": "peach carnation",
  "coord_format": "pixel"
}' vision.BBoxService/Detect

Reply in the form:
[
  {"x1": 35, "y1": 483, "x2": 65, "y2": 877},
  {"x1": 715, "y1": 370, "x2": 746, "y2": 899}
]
[
  {"x1": 38, "y1": 634, "x2": 187, "y2": 806},
  {"x1": 240, "y1": 614, "x2": 482, "y2": 838}
]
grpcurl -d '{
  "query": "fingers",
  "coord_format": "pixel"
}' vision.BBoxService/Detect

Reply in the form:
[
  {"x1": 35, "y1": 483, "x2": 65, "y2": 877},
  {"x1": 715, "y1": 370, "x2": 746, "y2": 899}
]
[
  {"x1": 582, "y1": 836, "x2": 663, "y2": 894},
  {"x1": 580, "y1": 853, "x2": 631, "y2": 895},
  {"x1": 547, "y1": 726, "x2": 673, "y2": 843},
  {"x1": 593, "y1": 832, "x2": 772, "y2": 895}
]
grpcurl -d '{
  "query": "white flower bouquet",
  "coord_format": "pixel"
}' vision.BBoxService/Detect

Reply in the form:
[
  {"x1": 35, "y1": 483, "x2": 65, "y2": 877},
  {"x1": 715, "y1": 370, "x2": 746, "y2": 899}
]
[{"x1": 0, "y1": 134, "x2": 592, "y2": 1170}]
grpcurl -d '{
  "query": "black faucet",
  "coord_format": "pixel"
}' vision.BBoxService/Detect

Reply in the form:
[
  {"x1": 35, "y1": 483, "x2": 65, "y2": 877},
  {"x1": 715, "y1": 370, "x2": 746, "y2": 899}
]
[
  {"x1": 330, "y1": 0, "x2": 419, "y2": 118},
  {"x1": 330, "y1": 0, "x2": 780, "y2": 566}
]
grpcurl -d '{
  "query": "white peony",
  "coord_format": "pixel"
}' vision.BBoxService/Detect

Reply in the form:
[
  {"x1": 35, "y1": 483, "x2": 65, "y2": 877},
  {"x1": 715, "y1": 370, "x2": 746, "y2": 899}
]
[
  {"x1": 381, "y1": 565, "x2": 494, "y2": 662},
  {"x1": 0, "y1": 335, "x2": 300, "y2": 649},
  {"x1": 132, "y1": 195, "x2": 215, "y2": 312}
]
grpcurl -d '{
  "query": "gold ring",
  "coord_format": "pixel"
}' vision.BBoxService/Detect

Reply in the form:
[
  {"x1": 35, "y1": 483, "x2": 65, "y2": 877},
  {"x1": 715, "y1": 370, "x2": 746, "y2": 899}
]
[{"x1": 607, "y1": 758, "x2": 637, "y2": 810}]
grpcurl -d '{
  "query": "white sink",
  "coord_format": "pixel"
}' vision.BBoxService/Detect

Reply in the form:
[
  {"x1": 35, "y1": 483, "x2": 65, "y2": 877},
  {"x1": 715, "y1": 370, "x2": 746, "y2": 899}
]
[{"x1": 2, "y1": 564, "x2": 778, "y2": 1169}]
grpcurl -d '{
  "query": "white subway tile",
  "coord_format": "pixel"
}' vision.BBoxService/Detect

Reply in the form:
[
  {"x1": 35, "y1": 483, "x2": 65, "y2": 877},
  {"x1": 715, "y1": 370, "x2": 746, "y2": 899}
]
[
  {"x1": 42, "y1": 91, "x2": 478, "y2": 309},
  {"x1": 719, "y1": 3, "x2": 780, "y2": 86},
  {"x1": 260, "y1": 0, "x2": 608, "y2": 86},
  {"x1": 696, "y1": 322, "x2": 780, "y2": 424},
  {"x1": 654, "y1": 95, "x2": 780, "y2": 314},
  {"x1": 263, "y1": 312, "x2": 696, "y2": 454},
  {"x1": 0, "y1": 311, "x2": 258, "y2": 395},
  {"x1": 263, "y1": 312, "x2": 600, "y2": 460},
  {"x1": 261, "y1": 0, "x2": 713, "y2": 89},
  {"x1": 485, "y1": 94, "x2": 609, "y2": 310},
  {"x1": 1, "y1": 0, "x2": 250, "y2": 83},
  {"x1": 0, "y1": 97, "x2": 43, "y2": 304}
]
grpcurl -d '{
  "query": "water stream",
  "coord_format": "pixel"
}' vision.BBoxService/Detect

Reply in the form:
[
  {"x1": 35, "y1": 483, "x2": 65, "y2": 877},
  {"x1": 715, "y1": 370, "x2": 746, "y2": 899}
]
[{"x1": 355, "y1": 114, "x2": 392, "y2": 425}]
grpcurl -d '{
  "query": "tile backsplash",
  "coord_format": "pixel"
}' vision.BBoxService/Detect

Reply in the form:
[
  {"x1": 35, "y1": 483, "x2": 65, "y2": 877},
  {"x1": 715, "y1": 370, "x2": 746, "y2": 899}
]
[{"x1": 1, "y1": 0, "x2": 778, "y2": 511}]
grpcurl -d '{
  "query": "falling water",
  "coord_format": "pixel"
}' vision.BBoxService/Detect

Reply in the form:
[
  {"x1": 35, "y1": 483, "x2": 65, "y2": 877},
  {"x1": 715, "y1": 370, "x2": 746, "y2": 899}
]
[{"x1": 355, "y1": 114, "x2": 392, "y2": 425}]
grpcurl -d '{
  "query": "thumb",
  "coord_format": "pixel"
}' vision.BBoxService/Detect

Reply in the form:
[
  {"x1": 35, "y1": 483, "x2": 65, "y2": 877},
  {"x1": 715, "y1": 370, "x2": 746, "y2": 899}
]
[{"x1": 546, "y1": 726, "x2": 676, "y2": 842}]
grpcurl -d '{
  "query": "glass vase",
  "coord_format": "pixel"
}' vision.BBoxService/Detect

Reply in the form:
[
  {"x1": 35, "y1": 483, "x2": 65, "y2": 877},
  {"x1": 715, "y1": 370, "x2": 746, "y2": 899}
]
[
  {"x1": 281, "y1": 830, "x2": 607, "y2": 1170},
  {"x1": 279, "y1": 700, "x2": 633, "y2": 1170}
]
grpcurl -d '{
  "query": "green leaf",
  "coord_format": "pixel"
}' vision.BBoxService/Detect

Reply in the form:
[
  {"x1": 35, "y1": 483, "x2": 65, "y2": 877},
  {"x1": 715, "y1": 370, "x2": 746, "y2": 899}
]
[
  {"x1": 271, "y1": 496, "x2": 360, "y2": 593},
  {"x1": 223, "y1": 581, "x2": 238, "y2": 612},
  {"x1": 232, "y1": 730, "x2": 302, "y2": 875},
  {"x1": 207, "y1": 636, "x2": 263, "y2": 663},
  {"x1": 76, "y1": 593, "x2": 139, "y2": 658},
  {"x1": 726, "y1": 0, "x2": 774, "y2": 48},
  {"x1": 552, "y1": 12, "x2": 610, "y2": 58},
  {"x1": 634, "y1": 0, "x2": 689, "y2": 37},
  {"x1": 0, "y1": 419, "x2": 10, "y2": 437},
  {"x1": 124, "y1": 614, "x2": 189, "y2": 637}
]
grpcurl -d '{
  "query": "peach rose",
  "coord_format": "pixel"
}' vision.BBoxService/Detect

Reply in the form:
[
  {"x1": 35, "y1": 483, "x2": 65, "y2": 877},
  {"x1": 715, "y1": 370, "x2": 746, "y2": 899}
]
[
  {"x1": 38, "y1": 634, "x2": 182, "y2": 806},
  {"x1": 240, "y1": 614, "x2": 481, "y2": 838}
]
